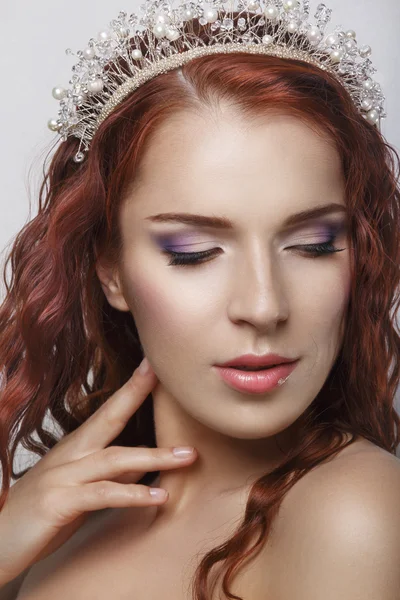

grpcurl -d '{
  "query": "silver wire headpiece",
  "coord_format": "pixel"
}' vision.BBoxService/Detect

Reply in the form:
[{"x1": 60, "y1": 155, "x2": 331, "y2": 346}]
[{"x1": 47, "y1": 0, "x2": 386, "y2": 164}]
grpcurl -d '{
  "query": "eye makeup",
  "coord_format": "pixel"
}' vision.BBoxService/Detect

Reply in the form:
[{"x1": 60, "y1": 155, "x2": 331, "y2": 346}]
[
  {"x1": 150, "y1": 232, "x2": 215, "y2": 254},
  {"x1": 148, "y1": 220, "x2": 348, "y2": 268},
  {"x1": 291, "y1": 219, "x2": 347, "y2": 245},
  {"x1": 149, "y1": 218, "x2": 347, "y2": 254}
]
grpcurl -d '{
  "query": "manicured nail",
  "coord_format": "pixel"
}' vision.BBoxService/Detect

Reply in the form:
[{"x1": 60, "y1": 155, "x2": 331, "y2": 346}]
[
  {"x1": 138, "y1": 357, "x2": 150, "y2": 375},
  {"x1": 172, "y1": 447, "x2": 195, "y2": 457},
  {"x1": 149, "y1": 487, "x2": 167, "y2": 500}
]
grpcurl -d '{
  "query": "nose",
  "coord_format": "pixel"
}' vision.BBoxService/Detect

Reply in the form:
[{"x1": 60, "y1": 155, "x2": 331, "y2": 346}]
[{"x1": 227, "y1": 243, "x2": 289, "y2": 332}]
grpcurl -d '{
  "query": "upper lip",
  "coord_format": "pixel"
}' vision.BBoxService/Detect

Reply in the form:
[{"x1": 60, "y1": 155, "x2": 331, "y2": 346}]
[{"x1": 216, "y1": 354, "x2": 298, "y2": 368}]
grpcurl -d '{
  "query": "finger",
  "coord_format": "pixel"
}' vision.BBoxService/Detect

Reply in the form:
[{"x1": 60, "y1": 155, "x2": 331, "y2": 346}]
[
  {"x1": 47, "y1": 446, "x2": 196, "y2": 486},
  {"x1": 52, "y1": 481, "x2": 168, "y2": 521},
  {"x1": 111, "y1": 445, "x2": 150, "y2": 483},
  {"x1": 70, "y1": 362, "x2": 158, "y2": 454}
]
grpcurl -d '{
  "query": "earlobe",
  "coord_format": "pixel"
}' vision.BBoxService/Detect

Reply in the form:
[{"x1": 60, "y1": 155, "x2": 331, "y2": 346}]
[{"x1": 95, "y1": 262, "x2": 131, "y2": 312}]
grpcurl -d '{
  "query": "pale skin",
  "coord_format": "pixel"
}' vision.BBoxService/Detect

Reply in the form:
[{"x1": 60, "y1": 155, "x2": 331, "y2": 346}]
[
  {"x1": 5, "y1": 107, "x2": 400, "y2": 599},
  {"x1": 97, "y1": 108, "x2": 353, "y2": 519}
]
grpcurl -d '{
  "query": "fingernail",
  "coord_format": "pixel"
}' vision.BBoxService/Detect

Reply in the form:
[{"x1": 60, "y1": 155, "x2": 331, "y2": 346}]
[
  {"x1": 138, "y1": 357, "x2": 150, "y2": 375},
  {"x1": 150, "y1": 488, "x2": 167, "y2": 500},
  {"x1": 172, "y1": 447, "x2": 195, "y2": 457}
]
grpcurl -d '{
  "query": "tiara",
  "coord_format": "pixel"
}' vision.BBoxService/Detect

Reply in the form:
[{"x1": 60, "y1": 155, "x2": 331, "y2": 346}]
[{"x1": 47, "y1": 0, "x2": 386, "y2": 164}]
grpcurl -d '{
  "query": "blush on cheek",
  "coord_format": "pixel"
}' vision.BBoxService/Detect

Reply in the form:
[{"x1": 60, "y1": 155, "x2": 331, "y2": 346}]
[
  {"x1": 122, "y1": 272, "x2": 185, "y2": 342},
  {"x1": 127, "y1": 276, "x2": 165, "y2": 319}
]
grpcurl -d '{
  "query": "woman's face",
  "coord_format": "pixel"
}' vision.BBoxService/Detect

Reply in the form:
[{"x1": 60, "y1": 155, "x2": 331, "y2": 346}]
[{"x1": 98, "y1": 109, "x2": 351, "y2": 444}]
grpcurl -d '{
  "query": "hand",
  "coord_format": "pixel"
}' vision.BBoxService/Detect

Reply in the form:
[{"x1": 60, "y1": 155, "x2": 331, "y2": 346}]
[{"x1": 0, "y1": 358, "x2": 197, "y2": 584}]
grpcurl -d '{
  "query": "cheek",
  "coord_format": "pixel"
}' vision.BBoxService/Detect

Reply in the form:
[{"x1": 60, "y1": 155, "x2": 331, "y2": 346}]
[
  {"x1": 120, "y1": 266, "x2": 208, "y2": 360},
  {"x1": 126, "y1": 275, "x2": 178, "y2": 335},
  {"x1": 298, "y1": 249, "x2": 351, "y2": 310},
  {"x1": 300, "y1": 258, "x2": 351, "y2": 356}
]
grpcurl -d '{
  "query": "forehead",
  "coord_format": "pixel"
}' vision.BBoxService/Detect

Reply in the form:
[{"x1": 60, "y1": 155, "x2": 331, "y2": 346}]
[
  {"x1": 123, "y1": 109, "x2": 345, "y2": 225},
  {"x1": 137, "y1": 109, "x2": 341, "y2": 184}
]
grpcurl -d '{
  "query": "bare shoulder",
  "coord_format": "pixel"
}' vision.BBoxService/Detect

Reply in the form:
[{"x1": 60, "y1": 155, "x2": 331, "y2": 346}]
[{"x1": 269, "y1": 438, "x2": 400, "y2": 600}]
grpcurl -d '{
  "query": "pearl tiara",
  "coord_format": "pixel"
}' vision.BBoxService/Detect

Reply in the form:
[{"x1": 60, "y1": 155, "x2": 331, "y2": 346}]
[{"x1": 47, "y1": 0, "x2": 386, "y2": 164}]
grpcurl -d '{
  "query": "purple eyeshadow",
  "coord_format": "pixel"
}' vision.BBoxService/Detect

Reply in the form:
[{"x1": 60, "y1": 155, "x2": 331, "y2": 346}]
[
  {"x1": 151, "y1": 233, "x2": 205, "y2": 253},
  {"x1": 150, "y1": 220, "x2": 346, "y2": 252}
]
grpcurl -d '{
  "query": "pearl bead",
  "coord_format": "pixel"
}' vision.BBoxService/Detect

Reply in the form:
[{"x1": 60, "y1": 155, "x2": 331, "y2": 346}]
[
  {"x1": 283, "y1": 0, "x2": 299, "y2": 11},
  {"x1": 330, "y1": 48, "x2": 344, "y2": 63},
  {"x1": 74, "y1": 94, "x2": 86, "y2": 106},
  {"x1": 362, "y1": 78, "x2": 373, "y2": 90},
  {"x1": 204, "y1": 8, "x2": 218, "y2": 23},
  {"x1": 287, "y1": 21, "x2": 298, "y2": 33},
  {"x1": 183, "y1": 8, "x2": 195, "y2": 21},
  {"x1": 345, "y1": 29, "x2": 356, "y2": 39},
  {"x1": 264, "y1": 5, "x2": 279, "y2": 20},
  {"x1": 155, "y1": 13, "x2": 169, "y2": 25},
  {"x1": 153, "y1": 23, "x2": 166, "y2": 39},
  {"x1": 87, "y1": 79, "x2": 103, "y2": 94},
  {"x1": 47, "y1": 118, "x2": 60, "y2": 131},
  {"x1": 52, "y1": 86, "x2": 66, "y2": 101},
  {"x1": 361, "y1": 98, "x2": 373, "y2": 111},
  {"x1": 83, "y1": 46, "x2": 95, "y2": 60},
  {"x1": 324, "y1": 33, "x2": 338, "y2": 47},
  {"x1": 166, "y1": 28, "x2": 180, "y2": 41},
  {"x1": 132, "y1": 49, "x2": 143, "y2": 59},
  {"x1": 359, "y1": 45, "x2": 372, "y2": 58},
  {"x1": 307, "y1": 26, "x2": 322, "y2": 44},
  {"x1": 118, "y1": 27, "x2": 130, "y2": 38},
  {"x1": 262, "y1": 34, "x2": 274, "y2": 45},
  {"x1": 247, "y1": 1, "x2": 260, "y2": 10},
  {"x1": 97, "y1": 31, "x2": 109, "y2": 42},
  {"x1": 366, "y1": 109, "x2": 379, "y2": 124}
]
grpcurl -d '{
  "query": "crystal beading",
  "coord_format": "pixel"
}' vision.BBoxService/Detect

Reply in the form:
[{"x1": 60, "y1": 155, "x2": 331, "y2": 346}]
[{"x1": 47, "y1": 0, "x2": 386, "y2": 164}]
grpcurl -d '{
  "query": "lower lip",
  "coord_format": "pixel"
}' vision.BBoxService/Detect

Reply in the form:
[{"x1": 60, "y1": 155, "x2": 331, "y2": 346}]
[{"x1": 213, "y1": 361, "x2": 299, "y2": 394}]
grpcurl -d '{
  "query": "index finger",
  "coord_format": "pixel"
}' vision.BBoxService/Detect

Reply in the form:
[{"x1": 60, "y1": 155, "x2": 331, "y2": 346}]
[{"x1": 69, "y1": 360, "x2": 158, "y2": 455}]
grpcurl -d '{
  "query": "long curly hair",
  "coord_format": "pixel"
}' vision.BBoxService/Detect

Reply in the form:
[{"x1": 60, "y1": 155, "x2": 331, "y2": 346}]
[{"x1": 1, "y1": 15, "x2": 400, "y2": 600}]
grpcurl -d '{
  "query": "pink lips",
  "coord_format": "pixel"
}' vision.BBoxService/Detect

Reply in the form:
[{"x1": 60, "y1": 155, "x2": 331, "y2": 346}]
[
  {"x1": 217, "y1": 353, "x2": 296, "y2": 368},
  {"x1": 213, "y1": 360, "x2": 299, "y2": 394}
]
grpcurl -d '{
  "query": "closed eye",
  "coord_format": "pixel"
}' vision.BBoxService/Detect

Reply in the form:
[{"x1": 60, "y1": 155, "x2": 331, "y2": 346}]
[{"x1": 162, "y1": 236, "x2": 346, "y2": 267}]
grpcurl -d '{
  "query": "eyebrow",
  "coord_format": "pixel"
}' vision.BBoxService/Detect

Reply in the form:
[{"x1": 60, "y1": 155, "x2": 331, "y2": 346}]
[{"x1": 144, "y1": 202, "x2": 347, "y2": 230}]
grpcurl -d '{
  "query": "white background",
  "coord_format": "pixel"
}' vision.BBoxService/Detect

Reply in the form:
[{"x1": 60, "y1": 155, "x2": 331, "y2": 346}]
[{"x1": 0, "y1": 0, "x2": 399, "y2": 474}]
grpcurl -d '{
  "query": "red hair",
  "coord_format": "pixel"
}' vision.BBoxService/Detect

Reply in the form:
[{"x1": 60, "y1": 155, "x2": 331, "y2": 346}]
[{"x1": 1, "y1": 15, "x2": 400, "y2": 600}]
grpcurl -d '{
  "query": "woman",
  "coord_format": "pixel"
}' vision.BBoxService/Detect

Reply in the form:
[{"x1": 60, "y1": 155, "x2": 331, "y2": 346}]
[{"x1": 1, "y1": 1, "x2": 400, "y2": 599}]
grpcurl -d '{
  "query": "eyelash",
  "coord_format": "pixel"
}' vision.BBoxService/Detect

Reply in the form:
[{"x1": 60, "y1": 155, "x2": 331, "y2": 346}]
[{"x1": 163, "y1": 235, "x2": 346, "y2": 267}]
